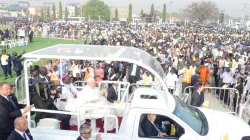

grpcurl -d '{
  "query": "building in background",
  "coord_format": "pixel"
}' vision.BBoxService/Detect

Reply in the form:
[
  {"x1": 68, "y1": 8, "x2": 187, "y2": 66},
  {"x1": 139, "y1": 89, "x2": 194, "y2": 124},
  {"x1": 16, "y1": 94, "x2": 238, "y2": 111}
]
[
  {"x1": 110, "y1": 7, "x2": 129, "y2": 21},
  {"x1": 28, "y1": 6, "x2": 40, "y2": 16},
  {"x1": 67, "y1": 2, "x2": 80, "y2": 17},
  {"x1": 132, "y1": 14, "x2": 140, "y2": 24}
]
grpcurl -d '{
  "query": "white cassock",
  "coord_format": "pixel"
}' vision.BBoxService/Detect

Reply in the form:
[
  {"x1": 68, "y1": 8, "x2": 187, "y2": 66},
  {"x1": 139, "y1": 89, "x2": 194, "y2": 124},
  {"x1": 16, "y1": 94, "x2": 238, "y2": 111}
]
[
  {"x1": 77, "y1": 85, "x2": 116, "y2": 131},
  {"x1": 55, "y1": 83, "x2": 79, "y2": 125}
]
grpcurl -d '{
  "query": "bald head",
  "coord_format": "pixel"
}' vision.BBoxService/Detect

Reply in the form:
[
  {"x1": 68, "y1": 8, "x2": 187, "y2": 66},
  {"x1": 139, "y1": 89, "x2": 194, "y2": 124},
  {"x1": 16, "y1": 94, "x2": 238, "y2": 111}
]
[{"x1": 14, "y1": 117, "x2": 28, "y2": 132}]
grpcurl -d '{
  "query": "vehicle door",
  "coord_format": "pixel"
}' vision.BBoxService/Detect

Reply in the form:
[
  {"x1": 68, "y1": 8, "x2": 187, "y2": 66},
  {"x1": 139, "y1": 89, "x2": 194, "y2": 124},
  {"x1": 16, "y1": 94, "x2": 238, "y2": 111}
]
[{"x1": 131, "y1": 110, "x2": 202, "y2": 140}]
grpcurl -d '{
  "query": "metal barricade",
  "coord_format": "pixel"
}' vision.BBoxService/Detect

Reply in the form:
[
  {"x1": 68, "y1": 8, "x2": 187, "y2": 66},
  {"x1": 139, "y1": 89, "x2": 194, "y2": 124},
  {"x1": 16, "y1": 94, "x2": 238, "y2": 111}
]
[{"x1": 183, "y1": 86, "x2": 240, "y2": 114}]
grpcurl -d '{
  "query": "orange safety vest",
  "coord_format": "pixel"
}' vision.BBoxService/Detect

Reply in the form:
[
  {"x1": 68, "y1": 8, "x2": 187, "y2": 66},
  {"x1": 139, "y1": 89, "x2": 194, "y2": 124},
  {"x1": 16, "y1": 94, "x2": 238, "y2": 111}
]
[{"x1": 182, "y1": 68, "x2": 193, "y2": 84}]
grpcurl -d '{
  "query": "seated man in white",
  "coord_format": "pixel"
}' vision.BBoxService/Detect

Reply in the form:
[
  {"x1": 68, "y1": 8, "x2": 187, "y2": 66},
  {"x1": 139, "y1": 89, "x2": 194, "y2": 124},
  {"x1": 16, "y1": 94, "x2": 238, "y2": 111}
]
[
  {"x1": 55, "y1": 76, "x2": 79, "y2": 125},
  {"x1": 77, "y1": 78, "x2": 116, "y2": 131}
]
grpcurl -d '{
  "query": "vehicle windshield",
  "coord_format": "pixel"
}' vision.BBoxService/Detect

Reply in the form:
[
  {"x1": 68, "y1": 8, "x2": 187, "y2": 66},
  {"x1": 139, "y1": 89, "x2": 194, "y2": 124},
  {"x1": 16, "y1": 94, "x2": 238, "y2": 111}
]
[{"x1": 173, "y1": 97, "x2": 207, "y2": 135}]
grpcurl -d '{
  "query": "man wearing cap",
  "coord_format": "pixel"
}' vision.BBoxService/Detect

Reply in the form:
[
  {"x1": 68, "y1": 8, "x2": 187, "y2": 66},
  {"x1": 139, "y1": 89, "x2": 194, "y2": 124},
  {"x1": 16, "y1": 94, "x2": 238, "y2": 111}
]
[{"x1": 0, "y1": 49, "x2": 12, "y2": 80}]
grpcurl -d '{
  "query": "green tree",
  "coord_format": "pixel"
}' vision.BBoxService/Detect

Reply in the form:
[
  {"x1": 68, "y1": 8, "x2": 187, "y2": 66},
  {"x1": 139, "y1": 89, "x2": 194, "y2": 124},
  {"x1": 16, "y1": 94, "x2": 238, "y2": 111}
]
[
  {"x1": 114, "y1": 8, "x2": 119, "y2": 21},
  {"x1": 162, "y1": 4, "x2": 166, "y2": 22},
  {"x1": 82, "y1": 5, "x2": 88, "y2": 17},
  {"x1": 140, "y1": 9, "x2": 144, "y2": 15},
  {"x1": 40, "y1": 7, "x2": 44, "y2": 18},
  {"x1": 106, "y1": 8, "x2": 110, "y2": 21},
  {"x1": 128, "y1": 3, "x2": 132, "y2": 23},
  {"x1": 47, "y1": 6, "x2": 50, "y2": 18},
  {"x1": 52, "y1": 4, "x2": 56, "y2": 19},
  {"x1": 75, "y1": 6, "x2": 78, "y2": 17},
  {"x1": 150, "y1": 4, "x2": 154, "y2": 16},
  {"x1": 65, "y1": 7, "x2": 68, "y2": 20},
  {"x1": 84, "y1": 0, "x2": 111, "y2": 21},
  {"x1": 59, "y1": 1, "x2": 62, "y2": 19}
]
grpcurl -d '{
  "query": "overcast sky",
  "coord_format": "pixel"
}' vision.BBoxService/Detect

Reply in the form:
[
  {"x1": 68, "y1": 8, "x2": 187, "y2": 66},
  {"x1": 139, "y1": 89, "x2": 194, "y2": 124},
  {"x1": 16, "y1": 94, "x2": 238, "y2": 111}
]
[{"x1": 5, "y1": 0, "x2": 250, "y2": 18}]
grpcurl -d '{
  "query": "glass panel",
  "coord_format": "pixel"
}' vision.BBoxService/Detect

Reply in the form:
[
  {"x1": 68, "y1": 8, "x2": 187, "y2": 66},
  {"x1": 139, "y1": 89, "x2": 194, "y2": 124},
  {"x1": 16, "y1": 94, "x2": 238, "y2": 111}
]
[{"x1": 24, "y1": 45, "x2": 165, "y2": 78}]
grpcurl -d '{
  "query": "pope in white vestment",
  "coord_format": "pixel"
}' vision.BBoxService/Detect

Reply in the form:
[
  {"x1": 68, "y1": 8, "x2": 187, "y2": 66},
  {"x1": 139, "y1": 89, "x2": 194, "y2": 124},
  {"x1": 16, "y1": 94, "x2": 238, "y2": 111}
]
[{"x1": 77, "y1": 78, "x2": 116, "y2": 131}]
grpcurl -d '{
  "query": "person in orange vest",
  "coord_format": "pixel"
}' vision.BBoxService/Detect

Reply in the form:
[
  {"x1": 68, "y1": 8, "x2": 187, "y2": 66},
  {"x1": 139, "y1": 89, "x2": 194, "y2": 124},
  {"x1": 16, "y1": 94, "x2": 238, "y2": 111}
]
[
  {"x1": 179, "y1": 62, "x2": 195, "y2": 97},
  {"x1": 83, "y1": 61, "x2": 94, "y2": 81},
  {"x1": 199, "y1": 62, "x2": 210, "y2": 86}
]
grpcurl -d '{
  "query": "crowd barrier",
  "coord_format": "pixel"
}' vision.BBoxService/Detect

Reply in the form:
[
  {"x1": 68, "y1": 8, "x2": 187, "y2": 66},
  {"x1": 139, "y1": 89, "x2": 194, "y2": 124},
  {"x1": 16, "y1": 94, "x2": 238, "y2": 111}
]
[{"x1": 183, "y1": 86, "x2": 240, "y2": 114}]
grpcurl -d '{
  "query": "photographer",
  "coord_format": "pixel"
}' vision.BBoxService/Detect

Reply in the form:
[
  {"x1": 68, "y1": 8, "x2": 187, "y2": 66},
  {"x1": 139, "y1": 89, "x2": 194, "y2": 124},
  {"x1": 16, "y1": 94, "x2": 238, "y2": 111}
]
[{"x1": 32, "y1": 67, "x2": 70, "y2": 130}]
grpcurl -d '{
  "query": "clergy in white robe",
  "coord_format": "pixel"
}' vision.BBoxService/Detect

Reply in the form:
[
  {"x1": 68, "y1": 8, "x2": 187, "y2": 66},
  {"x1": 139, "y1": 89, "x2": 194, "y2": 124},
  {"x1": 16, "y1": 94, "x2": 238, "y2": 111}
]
[
  {"x1": 77, "y1": 78, "x2": 116, "y2": 131},
  {"x1": 55, "y1": 76, "x2": 79, "y2": 125}
]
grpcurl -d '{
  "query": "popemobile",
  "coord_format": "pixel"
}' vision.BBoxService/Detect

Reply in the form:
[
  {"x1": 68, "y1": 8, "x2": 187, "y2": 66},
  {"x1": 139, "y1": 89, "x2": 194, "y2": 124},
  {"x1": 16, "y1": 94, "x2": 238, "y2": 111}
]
[{"x1": 19, "y1": 44, "x2": 250, "y2": 140}]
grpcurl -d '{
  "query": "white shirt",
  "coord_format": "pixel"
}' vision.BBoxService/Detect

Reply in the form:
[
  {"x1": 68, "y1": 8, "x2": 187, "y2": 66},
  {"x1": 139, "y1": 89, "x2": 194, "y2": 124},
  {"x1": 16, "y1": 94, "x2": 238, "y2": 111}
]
[
  {"x1": 165, "y1": 73, "x2": 178, "y2": 89},
  {"x1": 80, "y1": 137, "x2": 87, "y2": 140},
  {"x1": 1, "y1": 54, "x2": 9, "y2": 65},
  {"x1": 220, "y1": 71, "x2": 233, "y2": 84},
  {"x1": 15, "y1": 129, "x2": 30, "y2": 140},
  {"x1": 130, "y1": 64, "x2": 137, "y2": 76}
]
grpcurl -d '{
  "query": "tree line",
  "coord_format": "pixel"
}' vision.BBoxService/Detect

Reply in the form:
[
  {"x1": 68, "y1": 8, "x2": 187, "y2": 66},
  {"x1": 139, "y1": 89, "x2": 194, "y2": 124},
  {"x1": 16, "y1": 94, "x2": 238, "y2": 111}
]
[{"x1": 38, "y1": 0, "x2": 220, "y2": 23}]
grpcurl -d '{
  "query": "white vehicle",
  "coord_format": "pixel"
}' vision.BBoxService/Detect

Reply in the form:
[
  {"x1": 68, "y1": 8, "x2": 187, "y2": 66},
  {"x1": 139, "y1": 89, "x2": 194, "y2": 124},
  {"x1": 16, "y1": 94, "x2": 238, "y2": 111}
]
[
  {"x1": 21, "y1": 45, "x2": 250, "y2": 140},
  {"x1": 67, "y1": 17, "x2": 88, "y2": 24}
]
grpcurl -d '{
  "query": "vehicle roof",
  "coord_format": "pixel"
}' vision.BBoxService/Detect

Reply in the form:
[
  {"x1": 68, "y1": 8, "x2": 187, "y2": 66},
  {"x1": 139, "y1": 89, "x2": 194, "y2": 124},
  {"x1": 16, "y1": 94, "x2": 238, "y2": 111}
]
[
  {"x1": 23, "y1": 44, "x2": 166, "y2": 83},
  {"x1": 131, "y1": 88, "x2": 176, "y2": 113}
]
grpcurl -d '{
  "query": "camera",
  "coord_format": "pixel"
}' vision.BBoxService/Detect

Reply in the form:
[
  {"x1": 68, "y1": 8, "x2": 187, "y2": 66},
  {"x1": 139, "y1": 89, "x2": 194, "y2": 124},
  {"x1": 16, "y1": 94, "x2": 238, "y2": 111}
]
[{"x1": 32, "y1": 82, "x2": 63, "y2": 100}]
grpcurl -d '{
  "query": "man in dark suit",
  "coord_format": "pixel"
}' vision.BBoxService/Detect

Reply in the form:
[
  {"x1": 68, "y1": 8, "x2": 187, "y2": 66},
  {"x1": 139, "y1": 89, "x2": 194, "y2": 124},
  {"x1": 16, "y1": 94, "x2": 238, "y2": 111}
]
[
  {"x1": 76, "y1": 124, "x2": 101, "y2": 140},
  {"x1": 128, "y1": 63, "x2": 141, "y2": 93},
  {"x1": 7, "y1": 117, "x2": 33, "y2": 140},
  {"x1": 32, "y1": 67, "x2": 70, "y2": 130},
  {"x1": 7, "y1": 51, "x2": 25, "y2": 77},
  {"x1": 28, "y1": 29, "x2": 33, "y2": 43},
  {"x1": 191, "y1": 84, "x2": 204, "y2": 107},
  {"x1": 141, "y1": 114, "x2": 166, "y2": 137},
  {"x1": 128, "y1": 63, "x2": 141, "y2": 84},
  {"x1": 0, "y1": 82, "x2": 31, "y2": 140},
  {"x1": 107, "y1": 78, "x2": 120, "y2": 104}
]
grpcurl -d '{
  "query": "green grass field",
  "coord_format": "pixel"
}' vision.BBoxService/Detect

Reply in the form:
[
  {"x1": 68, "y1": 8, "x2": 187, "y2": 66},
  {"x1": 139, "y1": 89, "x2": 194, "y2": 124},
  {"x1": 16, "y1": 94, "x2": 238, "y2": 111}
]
[{"x1": 1, "y1": 37, "x2": 83, "y2": 85}]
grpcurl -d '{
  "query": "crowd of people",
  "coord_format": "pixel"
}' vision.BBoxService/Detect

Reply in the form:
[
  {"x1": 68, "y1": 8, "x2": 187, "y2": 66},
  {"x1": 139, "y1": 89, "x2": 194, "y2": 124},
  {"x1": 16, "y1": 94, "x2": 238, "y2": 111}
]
[{"x1": 1, "y1": 20, "x2": 250, "y2": 139}]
